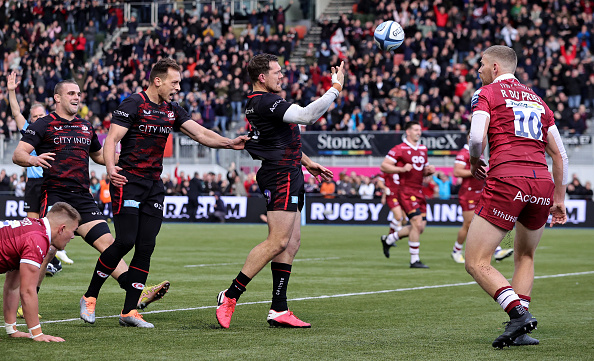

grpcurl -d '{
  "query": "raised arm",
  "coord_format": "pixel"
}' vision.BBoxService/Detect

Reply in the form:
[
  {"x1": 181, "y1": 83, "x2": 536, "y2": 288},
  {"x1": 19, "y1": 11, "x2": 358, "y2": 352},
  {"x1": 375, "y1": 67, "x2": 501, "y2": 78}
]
[
  {"x1": 282, "y1": 62, "x2": 344, "y2": 125},
  {"x1": 6, "y1": 72, "x2": 27, "y2": 130},
  {"x1": 180, "y1": 120, "x2": 249, "y2": 150}
]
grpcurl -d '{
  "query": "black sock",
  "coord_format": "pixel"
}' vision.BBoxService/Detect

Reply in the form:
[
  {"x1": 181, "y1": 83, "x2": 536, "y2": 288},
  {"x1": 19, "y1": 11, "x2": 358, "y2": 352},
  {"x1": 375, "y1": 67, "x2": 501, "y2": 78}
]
[
  {"x1": 508, "y1": 304, "x2": 526, "y2": 319},
  {"x1": 122, "y1": 267, "x2": 149, "y2": 314},
  {"x1": 225, "y1": 272, "x2": 251, "y2": 300},
  {"x1": 117, "y1": 271, "x2": 129, "y2": 290},
  {"x1": 36, "y1": 286, "x2": 40, "y2": 294},
  {"x1": 270, "y1": 262, "x2": 292, "y2": 312},
  {"x1": 85, "y1": 255, "x2": 116, "y2": 299}
]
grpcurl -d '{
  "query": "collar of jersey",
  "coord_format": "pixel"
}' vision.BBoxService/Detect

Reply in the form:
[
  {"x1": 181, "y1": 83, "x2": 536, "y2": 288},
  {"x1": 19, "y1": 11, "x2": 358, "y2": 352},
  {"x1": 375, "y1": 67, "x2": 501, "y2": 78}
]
[
  {"x1": 492, "y1": 73, "x2": 518, "y2": 83},
  {"x1": 42, "y1": 217, "x2": 51, "y2": 244},
  {"x1": 403, "y1": 138, "x2": 420, "y2": 151}
]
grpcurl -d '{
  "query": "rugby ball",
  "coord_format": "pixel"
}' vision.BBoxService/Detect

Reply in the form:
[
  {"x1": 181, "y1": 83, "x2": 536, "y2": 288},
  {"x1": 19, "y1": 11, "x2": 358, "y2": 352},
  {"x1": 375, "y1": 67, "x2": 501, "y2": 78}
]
[{"x1": 374, "y1": 20, "x2": 405, "y2": 52}]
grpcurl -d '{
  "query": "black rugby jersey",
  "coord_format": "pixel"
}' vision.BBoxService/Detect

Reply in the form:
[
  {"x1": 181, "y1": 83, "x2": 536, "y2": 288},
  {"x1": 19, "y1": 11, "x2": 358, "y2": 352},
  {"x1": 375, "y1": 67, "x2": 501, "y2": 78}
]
[
  {"x1": 244, "y1": 91, "x2": 302, "y2": 167},
  {"x1": 112, "y1": 91, "x2": 191, "y2": 180},
  {"x1": 21, "y1": 112, "x2": 101, "y2": 192}
]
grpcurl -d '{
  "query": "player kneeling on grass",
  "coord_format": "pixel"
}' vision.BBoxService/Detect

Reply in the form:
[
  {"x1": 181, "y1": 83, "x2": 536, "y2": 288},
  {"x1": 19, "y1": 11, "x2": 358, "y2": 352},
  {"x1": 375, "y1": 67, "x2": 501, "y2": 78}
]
[{"x1": 1, "y1": 202, "x2": 80, "y2": 342}]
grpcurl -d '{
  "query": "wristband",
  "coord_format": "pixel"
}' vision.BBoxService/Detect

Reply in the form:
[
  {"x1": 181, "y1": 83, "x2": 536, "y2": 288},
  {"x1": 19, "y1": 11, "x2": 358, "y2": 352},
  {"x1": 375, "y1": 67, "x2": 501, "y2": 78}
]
[
  {"x1": 331, "y1": 73, "x2": 343, "y2": 89},
  {"x1": 5, "y1": 322, "x2": 17, "y2": 335},
  {"x1": 28, "y1": 324, "x2": 42, "y2": 338}
]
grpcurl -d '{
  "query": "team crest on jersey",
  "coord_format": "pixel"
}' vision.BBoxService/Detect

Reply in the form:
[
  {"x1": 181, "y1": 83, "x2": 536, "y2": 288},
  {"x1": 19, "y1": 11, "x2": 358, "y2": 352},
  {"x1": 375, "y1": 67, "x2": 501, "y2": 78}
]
[
  {"x1": 471, "y1": 89, "x2": 481, "y2": 110},
  {"x1": 167, "y1": 111, "x2": 175, "y2": 119},
  {"x1": 81, "y1": 125, "x2": 88, "y2": 131},
  {"x1": 54, "y1": 126, "x2": 63, "y2": 131}
]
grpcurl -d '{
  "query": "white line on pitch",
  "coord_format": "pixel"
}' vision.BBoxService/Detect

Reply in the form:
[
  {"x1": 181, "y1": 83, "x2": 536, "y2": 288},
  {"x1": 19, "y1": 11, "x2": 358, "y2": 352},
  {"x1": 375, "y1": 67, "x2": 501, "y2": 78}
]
[
  {"x1": 184, "y1": 257, "x2": 340, "y2": 268},
  {"x1": 34, "y1": 270, "x2": 594, "y2": 325}
]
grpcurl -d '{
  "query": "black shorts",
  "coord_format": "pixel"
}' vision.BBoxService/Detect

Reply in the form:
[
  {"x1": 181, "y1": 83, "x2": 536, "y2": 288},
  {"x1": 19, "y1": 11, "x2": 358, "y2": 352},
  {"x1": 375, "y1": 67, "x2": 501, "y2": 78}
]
[
  {"x1": 257, "y1": 165, "x2": 304, "y2": 212},
  {"x1": 24, "y1": 178, "x2": 44, "y2": 213},
  {"x1": 111, "y1": 175, "x2": 164, "y2": 218},
  {"x1": 40, "y1": 188, "x2": 105, "y2": 225}
]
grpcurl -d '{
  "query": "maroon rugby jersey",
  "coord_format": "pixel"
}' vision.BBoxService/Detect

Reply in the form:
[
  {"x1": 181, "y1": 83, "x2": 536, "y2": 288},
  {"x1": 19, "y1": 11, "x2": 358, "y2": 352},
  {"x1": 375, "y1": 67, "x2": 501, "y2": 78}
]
[
  {"x1": 455, "y1": 145, "x2": 485, "y2": 195},
  {"x1": 0, "y1": 218, "x2": 50, "y2": 273},
  {"x1": 112, "y1": 91, "x2": 191, "y2": 180},
  {"x1": 471, "y1": 74, "x2": 555, "y2": 179},
  {"x1": 385, "y1": 139, "x2": 429, "y2": 190},
  {"x1": 21, "y1": 113, "x2": 101, "y2": 192},
  {"x1": 244, "y1": 91, "x2": 302, "y2": 167},
  {"x1": 379, "y1": 171, "x2": 400, "y2": 193}
]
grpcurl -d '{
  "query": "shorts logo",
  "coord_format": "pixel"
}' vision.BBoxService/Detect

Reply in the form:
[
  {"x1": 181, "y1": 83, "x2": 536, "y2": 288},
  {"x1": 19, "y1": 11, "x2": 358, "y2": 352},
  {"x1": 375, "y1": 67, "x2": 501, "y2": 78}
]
[
  {"x1": 124, "y1": 200, "x2": 140, "y2": 208},
  {"x1": 154, "y1": 202, "x2": 163, "y2": 210},
  {"x1": 96, "y1": 271, "x2": 109, "y2": 278},
  {"x1": 264, "y1": 189, "x2": 272, "y2": 204},
  {"x1": 91, "y1": 211, "x2": 103, "y2": 216},
  {"x1": 492, "y1": 208, "x2": 518, "y2": 223},
  {"x1": 513, "y1": 191, "x2": 551, "y2": 206},
  {"x1": 291, "y1": 196, "x2": 298, "y2": 204},
  {"x1": 132, "y1": 283, "x2": 145, "y2": 290}
]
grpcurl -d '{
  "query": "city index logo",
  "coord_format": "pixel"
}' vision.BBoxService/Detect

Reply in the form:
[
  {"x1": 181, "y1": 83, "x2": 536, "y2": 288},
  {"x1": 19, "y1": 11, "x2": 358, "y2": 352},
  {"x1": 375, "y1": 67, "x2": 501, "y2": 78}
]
[{"x1": 513, "y1": 191, "x2": 551, "y2": 206}]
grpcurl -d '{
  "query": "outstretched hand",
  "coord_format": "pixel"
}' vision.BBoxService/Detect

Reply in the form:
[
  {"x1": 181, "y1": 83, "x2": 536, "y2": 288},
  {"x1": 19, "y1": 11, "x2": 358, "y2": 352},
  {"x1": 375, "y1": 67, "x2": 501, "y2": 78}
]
[
  {"x1": 305, "y1": 162, "x2": 334, "y2": 183},
  {"x1": 32, "y1": 334, "x2": 65, "y2": 342},
  {"x1": 7, "y1": 72, "x2": 19, "y2": 92},
  {"x1": 330, "y1": 61, "x2": 345, "y2": 91},
  {"x1": 230, "y1": 135, "x2": 250, "y2": 150}
]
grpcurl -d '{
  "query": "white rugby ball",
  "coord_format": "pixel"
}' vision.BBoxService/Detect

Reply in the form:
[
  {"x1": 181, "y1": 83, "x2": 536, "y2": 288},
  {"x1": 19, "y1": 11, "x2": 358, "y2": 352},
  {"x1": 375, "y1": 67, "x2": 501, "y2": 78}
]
[{"x1": 374, "y1": 20, "x2": 405, "y2": 52}]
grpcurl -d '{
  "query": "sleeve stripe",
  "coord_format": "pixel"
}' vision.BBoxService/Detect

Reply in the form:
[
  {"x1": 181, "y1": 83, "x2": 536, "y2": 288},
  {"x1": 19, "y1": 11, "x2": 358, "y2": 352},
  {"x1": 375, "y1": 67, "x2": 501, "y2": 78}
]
[
  {"x1": 20, "y1": 259, "x2": 41, "y2": 269},
  {"x1": 385, "y1": 155, "x2": 396, "y2": 163},
  {"x1": 454, "y1": 160, "x2": 467, "y2": 165}
]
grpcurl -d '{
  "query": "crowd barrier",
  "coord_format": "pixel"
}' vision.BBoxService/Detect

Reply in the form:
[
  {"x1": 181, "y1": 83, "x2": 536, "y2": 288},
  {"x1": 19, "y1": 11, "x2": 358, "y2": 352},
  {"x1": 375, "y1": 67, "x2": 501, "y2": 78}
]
[{"x1": 1, "y1": 196, "x2": 592, "y2": 228}]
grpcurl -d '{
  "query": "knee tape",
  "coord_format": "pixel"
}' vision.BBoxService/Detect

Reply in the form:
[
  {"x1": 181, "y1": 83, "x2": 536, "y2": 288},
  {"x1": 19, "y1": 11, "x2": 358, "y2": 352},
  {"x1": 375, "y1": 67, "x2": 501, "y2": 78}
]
[{"x1": 84, "y1": 222, "x2": 111, "y2": 246}]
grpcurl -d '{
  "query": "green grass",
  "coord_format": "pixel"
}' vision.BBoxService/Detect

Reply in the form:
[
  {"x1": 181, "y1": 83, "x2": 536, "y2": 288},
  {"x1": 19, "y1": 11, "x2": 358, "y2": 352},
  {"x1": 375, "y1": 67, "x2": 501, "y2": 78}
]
[{"x1": 1, "y1": 224, "x2": 592, "y2": 360}]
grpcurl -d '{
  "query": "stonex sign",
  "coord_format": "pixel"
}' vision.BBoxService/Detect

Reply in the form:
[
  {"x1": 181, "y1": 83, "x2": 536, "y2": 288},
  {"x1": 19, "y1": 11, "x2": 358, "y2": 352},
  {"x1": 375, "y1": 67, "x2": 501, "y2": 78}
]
[{"x1": 300, "y1": 131, "x2": 466, "y2": 157}]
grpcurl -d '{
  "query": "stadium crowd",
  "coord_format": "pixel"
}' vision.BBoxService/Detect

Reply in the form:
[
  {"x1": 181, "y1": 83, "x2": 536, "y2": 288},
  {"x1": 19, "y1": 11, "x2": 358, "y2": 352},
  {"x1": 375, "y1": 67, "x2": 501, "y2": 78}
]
[{"x1": 0, "y1": 0, "x2": 593, "y2": 202}]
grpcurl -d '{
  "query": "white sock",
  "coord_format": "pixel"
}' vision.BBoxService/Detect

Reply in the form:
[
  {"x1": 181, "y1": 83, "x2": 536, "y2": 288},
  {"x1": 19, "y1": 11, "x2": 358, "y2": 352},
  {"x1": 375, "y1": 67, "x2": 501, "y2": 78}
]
[
  {"x1": 386, "y1": 232, "x2": 399, "y2": 245},
  {"x1": 453, "y1": 242, "x2": 463, "y2": 253},
  {"x1": 409, "y1": 241, "x2": 420, "y2": 263},
  {"x1": 495, "y1": 246, "x2": 502, "y2": 252}
]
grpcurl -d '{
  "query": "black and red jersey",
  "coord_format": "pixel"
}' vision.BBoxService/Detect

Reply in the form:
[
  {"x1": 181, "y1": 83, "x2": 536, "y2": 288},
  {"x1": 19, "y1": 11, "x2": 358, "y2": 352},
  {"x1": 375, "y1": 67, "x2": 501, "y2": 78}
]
[
  {"x1": 111, "y1": 91, "x2": 191, "y2": 180},
  {"x1": 21, "y1": 112, "x2": 101, "y2": 192},
  {"x1": 244, "y1": 91, "x2": 301, "y2": 167}
]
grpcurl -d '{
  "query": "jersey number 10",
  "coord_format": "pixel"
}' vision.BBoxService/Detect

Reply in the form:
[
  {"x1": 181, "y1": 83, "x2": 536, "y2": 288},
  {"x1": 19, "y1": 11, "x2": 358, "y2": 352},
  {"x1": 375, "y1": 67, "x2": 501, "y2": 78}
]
[{"x1": 514, "y1": 109, "x2": 543, "y2": 141}]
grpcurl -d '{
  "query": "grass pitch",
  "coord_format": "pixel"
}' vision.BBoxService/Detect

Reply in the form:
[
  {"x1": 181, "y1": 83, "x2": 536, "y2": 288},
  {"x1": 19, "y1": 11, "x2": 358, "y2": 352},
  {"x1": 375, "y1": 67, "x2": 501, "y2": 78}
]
[{"x1": 1, "y1": 224, "x2": 592, "y2": 360}]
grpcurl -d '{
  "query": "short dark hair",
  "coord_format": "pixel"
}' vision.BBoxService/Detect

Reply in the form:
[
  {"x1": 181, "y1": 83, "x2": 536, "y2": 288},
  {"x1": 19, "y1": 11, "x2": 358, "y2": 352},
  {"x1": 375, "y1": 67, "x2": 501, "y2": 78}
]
[
  {"x1": 404, "y1": 121, "x2": 420, "y2": 131},
  {"x1": 247, "y1": 53, "x2": 278, "y2": 84},
  {"x1": 149, "y1": 58, "x2": 182, "y2": 84},
  {"x1": 47, "y1": 201, "x2": 81, "y2": 225},
  {"x1": 54, "y1": 79, "x2": 79, "y2": 96}
]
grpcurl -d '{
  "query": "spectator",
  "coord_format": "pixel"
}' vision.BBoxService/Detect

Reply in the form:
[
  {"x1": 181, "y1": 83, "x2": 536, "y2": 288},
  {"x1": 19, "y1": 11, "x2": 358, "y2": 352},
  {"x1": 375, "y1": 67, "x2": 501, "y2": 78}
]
[
  {"x1": 320, "y1": 179, "x2": 336, "y2": 199},
  {"x1": 433, "y1": 171, "x2": 453, "y2": 200},
  {"x1": 358, "y1": 176, "x2": 375, "y2": 199}
]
